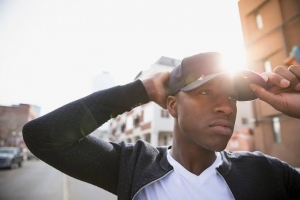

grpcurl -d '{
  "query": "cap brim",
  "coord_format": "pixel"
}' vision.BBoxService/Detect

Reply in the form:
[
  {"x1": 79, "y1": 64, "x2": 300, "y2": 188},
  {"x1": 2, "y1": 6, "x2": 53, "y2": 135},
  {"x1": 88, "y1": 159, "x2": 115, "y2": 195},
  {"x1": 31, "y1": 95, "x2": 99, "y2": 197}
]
[{"x1": 180, "y1": 70, "x2": 268, "y2": 101}]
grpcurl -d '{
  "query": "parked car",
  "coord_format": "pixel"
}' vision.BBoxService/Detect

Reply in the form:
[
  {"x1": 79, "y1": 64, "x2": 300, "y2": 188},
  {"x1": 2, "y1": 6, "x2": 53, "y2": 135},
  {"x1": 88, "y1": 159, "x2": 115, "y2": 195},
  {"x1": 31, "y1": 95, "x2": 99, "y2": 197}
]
[{"x1": 0, "y1": 147, "x2": 23, "y2": 169}]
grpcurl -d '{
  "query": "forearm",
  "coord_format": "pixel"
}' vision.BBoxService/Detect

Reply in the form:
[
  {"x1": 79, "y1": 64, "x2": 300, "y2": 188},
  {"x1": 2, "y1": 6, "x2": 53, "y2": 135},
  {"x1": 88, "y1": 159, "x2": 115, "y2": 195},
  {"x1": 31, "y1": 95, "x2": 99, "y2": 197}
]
[{"x1": 23, "y1": 79, "x2": 149, "y2": 150}]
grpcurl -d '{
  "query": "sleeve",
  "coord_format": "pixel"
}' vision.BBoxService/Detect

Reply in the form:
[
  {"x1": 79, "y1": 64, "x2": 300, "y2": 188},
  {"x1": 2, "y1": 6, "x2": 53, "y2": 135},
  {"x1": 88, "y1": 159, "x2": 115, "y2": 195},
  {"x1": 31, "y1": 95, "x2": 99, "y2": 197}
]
[
  {"x1": 268, "y1": 156, "x2": 300, "y2": 199},
  {"x1": 22, "y1": 79, "x2": 149, "y2": 194}
]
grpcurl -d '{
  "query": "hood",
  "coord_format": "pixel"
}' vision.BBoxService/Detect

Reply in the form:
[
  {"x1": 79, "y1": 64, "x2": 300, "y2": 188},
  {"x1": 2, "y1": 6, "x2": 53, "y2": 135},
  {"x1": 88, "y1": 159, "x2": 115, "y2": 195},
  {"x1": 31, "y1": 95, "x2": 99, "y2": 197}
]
[{"x1": 0, "y1": 153, "x2": 14, "y2": 159}]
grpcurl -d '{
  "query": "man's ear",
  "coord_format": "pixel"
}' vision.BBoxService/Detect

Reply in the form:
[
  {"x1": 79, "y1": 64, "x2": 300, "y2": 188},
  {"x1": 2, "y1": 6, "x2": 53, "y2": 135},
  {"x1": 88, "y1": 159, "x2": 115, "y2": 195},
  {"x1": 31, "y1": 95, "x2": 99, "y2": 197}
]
[{"x1": 167, "y1": 95, "x2": 177, "y2": 118}]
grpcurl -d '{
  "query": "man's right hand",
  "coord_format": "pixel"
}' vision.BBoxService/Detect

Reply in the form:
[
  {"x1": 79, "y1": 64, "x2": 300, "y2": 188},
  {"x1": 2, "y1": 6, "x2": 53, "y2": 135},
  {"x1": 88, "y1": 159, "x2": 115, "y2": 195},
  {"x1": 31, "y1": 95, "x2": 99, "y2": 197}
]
[{"x1": 141, "y1": 71, "x2": 171, "y2": 109}]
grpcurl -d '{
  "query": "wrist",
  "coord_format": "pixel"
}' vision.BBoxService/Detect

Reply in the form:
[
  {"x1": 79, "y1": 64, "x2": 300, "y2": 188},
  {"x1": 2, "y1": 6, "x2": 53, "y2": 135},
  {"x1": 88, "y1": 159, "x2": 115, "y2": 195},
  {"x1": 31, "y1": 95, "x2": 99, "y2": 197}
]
[{"x1": 142, "y1": 78, "x2": 156, "y2": 102}]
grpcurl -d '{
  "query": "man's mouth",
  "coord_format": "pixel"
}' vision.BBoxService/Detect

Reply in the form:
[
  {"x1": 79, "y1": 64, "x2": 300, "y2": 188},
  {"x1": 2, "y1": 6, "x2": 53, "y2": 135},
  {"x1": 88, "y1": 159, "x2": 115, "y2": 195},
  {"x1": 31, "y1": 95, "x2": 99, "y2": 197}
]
[
  {"x1": 210, "y1": 120, "x2": 233, "y2": 130},
  {"x1": 209, "y1": 119, "x2": 234, "y2": 136}
]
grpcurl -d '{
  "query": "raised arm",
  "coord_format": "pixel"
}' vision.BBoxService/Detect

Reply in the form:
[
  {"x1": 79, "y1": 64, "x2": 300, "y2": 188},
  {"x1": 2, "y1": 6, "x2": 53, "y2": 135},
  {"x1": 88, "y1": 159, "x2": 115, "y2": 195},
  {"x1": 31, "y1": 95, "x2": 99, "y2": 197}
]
[{"x1": 22, "y1": 80, "x2": 149, "y2": 194}]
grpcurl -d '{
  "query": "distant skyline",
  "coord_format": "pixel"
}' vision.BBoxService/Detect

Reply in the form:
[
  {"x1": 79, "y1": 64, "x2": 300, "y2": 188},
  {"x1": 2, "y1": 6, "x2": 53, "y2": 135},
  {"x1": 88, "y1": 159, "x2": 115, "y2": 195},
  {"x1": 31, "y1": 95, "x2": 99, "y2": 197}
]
[{"x1": 0, "y1": 0, "x2": 247, "y2": 115}]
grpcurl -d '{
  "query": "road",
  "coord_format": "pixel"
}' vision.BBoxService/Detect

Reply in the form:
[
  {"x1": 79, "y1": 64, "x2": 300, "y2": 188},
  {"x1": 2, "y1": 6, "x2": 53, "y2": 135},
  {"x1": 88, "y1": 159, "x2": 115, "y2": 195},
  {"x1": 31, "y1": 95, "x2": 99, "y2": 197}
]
[{"x1": 0, "y1": 160, "x2": 117, "y2": 200}]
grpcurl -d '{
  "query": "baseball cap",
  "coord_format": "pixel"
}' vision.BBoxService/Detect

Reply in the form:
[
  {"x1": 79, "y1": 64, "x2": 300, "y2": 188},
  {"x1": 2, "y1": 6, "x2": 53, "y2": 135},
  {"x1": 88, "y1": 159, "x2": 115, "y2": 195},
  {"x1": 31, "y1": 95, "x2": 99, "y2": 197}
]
[{"x1": 168, "y1": 52, "x2": 268, "y2": 101}]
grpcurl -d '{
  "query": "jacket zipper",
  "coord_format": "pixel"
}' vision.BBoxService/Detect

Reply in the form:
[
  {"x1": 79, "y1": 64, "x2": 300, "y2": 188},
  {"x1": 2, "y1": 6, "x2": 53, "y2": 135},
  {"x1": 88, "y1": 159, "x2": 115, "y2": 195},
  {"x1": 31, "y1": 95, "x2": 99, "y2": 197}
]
[
  {"x1": 132, "y1": 169, "x2": 174, "y2": 200},
  {"x1": 216, "y1": 169, "x2": 235, "y2": 200}
]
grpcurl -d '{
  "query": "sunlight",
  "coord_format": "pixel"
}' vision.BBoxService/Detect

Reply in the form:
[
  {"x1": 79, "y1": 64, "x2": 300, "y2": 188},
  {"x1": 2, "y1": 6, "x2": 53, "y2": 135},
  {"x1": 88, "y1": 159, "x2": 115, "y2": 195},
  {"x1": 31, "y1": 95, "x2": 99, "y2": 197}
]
[
  {"x1": 0, "y1": 0, "x2": 246, "y2": 115},
  {"x1": 219, "y1": 50, "x2": 248, "y2": 74}
]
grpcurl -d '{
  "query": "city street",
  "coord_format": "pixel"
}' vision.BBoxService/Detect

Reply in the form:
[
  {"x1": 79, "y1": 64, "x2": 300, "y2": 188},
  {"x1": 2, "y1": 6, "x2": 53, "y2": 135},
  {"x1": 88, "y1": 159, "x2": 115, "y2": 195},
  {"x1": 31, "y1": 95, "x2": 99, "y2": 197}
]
[{"x1": 0, "y1": 160, "x2": 117, "y2": 200}]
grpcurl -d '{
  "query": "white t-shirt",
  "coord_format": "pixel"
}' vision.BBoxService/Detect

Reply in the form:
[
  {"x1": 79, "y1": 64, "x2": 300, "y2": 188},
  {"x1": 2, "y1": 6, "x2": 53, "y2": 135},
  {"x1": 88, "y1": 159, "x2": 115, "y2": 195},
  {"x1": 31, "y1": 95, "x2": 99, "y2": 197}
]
[{"x1": 134, "y1": 151, "x2": 234, "y2": 200}]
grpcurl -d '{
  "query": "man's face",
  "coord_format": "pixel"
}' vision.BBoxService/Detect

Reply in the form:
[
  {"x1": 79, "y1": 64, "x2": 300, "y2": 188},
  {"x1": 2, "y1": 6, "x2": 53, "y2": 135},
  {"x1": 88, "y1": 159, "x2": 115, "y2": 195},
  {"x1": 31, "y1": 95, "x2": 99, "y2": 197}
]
[{"x1": 174, "y1": 76, "x2": 237, "y2": 152}]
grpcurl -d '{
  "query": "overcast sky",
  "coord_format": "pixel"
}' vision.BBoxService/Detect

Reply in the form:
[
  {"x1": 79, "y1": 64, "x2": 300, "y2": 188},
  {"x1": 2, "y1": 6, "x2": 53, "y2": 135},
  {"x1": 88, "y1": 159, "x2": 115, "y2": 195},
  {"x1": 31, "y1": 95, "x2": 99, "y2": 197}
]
[{"x1": 0, "y1": 0, "x2": 246, "y2": 115}]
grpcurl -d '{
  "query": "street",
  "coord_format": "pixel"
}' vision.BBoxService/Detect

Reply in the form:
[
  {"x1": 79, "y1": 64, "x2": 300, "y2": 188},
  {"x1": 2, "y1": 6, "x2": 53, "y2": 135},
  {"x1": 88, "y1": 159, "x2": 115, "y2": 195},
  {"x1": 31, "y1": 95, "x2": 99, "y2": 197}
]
[{"x1": 0, "y1": 160, "x2": 117, "y2": 200}]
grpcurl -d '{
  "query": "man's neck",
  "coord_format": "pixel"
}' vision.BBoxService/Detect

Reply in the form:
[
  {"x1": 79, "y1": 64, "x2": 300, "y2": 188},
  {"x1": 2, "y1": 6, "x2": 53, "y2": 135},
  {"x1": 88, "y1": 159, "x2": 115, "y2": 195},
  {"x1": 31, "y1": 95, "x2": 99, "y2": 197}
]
[{"x1": 170, "y1": 142, "x2": 217, "y2": 175}]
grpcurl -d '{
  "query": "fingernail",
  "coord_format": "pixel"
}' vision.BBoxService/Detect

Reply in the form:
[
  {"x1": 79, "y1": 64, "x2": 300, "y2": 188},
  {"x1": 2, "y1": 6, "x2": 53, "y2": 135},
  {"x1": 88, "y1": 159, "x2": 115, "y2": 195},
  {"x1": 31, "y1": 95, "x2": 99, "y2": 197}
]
[
  {"x1": 280, "y1": 79, "x2": 290, "y2": 87},
  {"x1": 261, "y1": 76, "x2": 268, "y2": 82}
]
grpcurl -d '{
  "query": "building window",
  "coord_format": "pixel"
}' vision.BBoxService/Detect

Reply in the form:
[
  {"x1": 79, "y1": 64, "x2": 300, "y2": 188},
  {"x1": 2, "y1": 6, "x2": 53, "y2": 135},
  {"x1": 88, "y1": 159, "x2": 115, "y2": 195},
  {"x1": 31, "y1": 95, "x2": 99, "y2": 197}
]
[
  {"x1": 121, "y1": 123, "x2": 126, "y2": 132},
  {"x1": 264, "y1": 60, "x2": 272, "y2": 72},
  {"x1": 272, "y1": 117, "x2": 281, "y2": 143},
  {"x1": 241, "y1": 118, "x2": 248, "y2": 125},
  {"x1": 255, "y1": 13, "x2": 263, "y2": 29},
  {"x1": 164, "y1": 136, "x2": 168, "y2": 145},
  {"x1": 230, "y1": 140, "x2": 239, "y2": 148},
  {"x1": 161, "y1": 109, "x2": 169, "y2": 118},
  {"x1": 133, "y1": 115, "x2": 140, "y2": 127}
]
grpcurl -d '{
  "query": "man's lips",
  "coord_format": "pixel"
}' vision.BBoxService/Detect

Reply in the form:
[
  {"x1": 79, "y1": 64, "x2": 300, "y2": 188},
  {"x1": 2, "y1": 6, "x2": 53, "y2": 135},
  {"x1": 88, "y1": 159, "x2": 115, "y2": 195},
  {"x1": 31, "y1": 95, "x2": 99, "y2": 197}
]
[
  {"x1": 209, "y1": 119, "x2": 234, "y2": 130},
  {"x1": 209, "y1": 119, "x2": 234, "y2": 136}
]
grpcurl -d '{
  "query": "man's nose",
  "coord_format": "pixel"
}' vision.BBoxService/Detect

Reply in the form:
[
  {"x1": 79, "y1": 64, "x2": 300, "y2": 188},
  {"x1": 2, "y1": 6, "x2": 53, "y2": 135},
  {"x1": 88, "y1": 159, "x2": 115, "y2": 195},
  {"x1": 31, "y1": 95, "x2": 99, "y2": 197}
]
[{"x1": 213, "y1": 96, "x2": 235, "y2": 115}]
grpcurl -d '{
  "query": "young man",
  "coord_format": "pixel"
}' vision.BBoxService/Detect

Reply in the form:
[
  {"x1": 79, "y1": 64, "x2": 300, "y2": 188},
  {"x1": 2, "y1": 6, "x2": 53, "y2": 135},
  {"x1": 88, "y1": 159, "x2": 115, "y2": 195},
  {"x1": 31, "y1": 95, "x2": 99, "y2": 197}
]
[{"x1": 23, "y1": 52, "x2": 300, "y2": 200}]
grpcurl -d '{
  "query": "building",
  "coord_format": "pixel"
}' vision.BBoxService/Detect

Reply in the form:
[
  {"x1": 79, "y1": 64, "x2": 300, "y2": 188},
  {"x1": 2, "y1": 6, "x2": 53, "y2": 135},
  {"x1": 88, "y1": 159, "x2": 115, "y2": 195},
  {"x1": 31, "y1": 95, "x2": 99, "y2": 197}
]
[
  {"x1": 109, "y1": 56, "x2": 181, "y2": 146},
  {"x1": 238, "y1": 0, "x2": 300, "y2": 166},
  {"x1": 0, "y1": 104, "x2": 40, "y2": 147},
  {"x1": 226, "y1": 128, "x2": 255, "y2": 152}
]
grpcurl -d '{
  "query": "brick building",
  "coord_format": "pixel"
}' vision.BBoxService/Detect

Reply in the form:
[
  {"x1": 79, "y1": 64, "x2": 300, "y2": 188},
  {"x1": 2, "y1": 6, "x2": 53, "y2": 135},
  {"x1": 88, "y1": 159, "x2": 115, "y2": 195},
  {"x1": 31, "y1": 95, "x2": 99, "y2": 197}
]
[
  {"x1": 226, "y1": 128, "x2": 255, "y2": 152},
  {"x1": 238, "y1": 0, "x2": 300, "y2": 167},
  {"x1": 0, "y1": 104, "x2": 40, "y2": 147}
]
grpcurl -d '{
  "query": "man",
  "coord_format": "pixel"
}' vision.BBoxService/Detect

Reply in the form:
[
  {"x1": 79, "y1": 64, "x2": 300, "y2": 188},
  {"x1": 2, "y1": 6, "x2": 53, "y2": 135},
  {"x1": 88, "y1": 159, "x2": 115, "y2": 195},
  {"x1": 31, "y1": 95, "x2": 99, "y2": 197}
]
[{"x1": 23, "y1": 52, "x2": 300, "y2": 200}]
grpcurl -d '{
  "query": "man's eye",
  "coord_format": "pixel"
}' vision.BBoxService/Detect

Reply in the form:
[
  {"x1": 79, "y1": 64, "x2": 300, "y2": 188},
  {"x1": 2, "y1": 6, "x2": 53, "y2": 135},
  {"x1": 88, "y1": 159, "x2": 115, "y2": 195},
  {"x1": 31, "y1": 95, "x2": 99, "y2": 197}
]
[{"x1": 199, "y1": 90, "x2": 212, "y2": 95}]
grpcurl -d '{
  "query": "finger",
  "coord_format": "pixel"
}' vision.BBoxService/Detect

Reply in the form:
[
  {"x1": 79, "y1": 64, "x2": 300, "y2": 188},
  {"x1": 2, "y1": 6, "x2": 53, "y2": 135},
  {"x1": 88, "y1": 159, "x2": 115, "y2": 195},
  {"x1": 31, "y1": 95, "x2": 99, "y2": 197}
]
[
  {"x1": 289, "y1": 65, "x2": 300, "y2": 78},
  {"x1": 288, "y1": 65, "x2": 300, "y2": 91},
  {"x1": 249, "y1": 83, "x2": 280, "y2": 107},
  {"x1": 261, "y1": 71, "x2": 290, "y2": 88},
  {"x1": 274, "y1": 66, "x2": 300, "y2": 90}
]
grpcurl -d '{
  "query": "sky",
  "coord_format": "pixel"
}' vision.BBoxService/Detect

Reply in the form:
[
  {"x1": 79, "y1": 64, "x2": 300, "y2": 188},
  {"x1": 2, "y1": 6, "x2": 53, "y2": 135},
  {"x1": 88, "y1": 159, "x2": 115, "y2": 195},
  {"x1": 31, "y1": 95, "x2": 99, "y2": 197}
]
[{"x1": 0, "y1": 0, "x2": 246, "y2": 115}]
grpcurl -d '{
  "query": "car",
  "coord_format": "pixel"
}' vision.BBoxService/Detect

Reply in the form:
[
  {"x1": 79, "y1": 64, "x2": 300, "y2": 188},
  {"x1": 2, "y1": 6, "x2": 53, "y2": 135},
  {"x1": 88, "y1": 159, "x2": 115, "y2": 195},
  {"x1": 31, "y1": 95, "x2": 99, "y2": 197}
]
[{"x1": 0, "y1": 147, "x2": 23, "y2": 169}]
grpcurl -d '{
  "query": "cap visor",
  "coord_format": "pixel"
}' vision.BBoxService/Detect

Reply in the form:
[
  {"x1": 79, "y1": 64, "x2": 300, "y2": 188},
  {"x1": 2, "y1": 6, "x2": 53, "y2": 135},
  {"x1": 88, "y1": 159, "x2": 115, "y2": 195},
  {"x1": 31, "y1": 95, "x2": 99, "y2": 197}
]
[{"x1": 180, "y1": 70, "x2": 267, "y2": 101}]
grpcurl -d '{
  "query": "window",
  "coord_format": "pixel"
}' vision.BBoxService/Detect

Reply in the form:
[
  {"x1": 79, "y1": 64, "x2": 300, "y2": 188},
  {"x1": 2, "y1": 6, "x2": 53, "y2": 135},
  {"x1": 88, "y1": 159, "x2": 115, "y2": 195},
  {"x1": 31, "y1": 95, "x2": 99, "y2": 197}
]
[
  {"x1": 133, "y1": 115, "x2": 140, "y2": 127},
  {"x1": 255, "y1": 13, "x2": 263, "y2": 29},
  {"x1": 264, "y1": 60, "x2": 272, "y2": 72},
  {"x1": 164, "y1": 136, "x2": 168, "y2": 145},
  {"x1": 241, "y1": 118, "x2": 248, "y2": 125},
  {"x1": 230, "y1": 140, "x2": 239, "y2": 148},
  {"x1": 161, "y1": 109, "x2": 169, "y2": 118},
  {"x1": 272, "y1": 117, "x2": 281, "y2": 143},
  {"x1": 121, "y1": 123, "x2": 126, "y2": 132}
]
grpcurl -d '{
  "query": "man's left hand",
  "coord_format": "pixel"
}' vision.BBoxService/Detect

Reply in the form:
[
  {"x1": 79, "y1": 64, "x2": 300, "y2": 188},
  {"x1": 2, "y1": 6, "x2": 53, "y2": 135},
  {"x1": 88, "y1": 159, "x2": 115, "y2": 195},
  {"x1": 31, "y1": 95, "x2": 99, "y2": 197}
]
[{"x1": 250, "y1": 65, "x2": 300, "y2": 119}]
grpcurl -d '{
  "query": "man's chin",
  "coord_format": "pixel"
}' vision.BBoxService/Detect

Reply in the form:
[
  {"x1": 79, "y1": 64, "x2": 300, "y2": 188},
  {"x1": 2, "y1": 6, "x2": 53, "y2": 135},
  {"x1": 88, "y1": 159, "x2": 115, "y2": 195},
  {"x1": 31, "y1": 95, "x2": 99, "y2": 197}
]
[{"x1": 206, "y1": 142, "x2": 229, "y2": 152}]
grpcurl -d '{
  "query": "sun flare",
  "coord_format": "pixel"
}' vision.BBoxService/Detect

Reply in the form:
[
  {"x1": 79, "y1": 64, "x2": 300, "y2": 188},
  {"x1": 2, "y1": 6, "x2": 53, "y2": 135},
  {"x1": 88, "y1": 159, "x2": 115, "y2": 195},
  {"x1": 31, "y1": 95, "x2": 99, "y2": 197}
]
[{"x1": 219, "y1": 50, "x2": 247, "y2": 74}]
